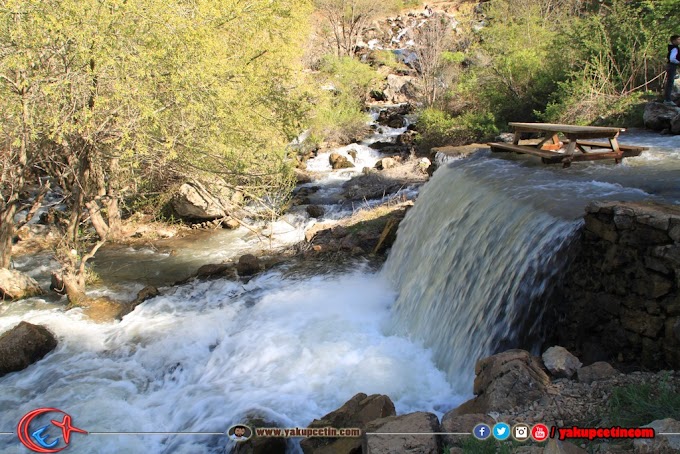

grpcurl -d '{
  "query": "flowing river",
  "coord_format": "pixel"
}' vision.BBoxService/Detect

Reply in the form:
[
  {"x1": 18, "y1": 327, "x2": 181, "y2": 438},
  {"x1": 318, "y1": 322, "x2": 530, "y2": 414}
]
[{"x1": 1, "y1": 129, "x2": 679, "y2": 453}]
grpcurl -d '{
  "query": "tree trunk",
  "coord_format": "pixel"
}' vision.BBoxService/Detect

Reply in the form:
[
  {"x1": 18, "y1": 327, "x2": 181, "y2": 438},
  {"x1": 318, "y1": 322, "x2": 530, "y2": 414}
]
[
  {"x1": 106, "y1": 197, "x2": 122, "y2": 240},
  {"x1": 0, "y1": 204, "x2": 16, "y2": 269},
  {"x1": 61, "y1": 272, "x2": 87, "y2": 306},
  {"x1": 105, "y1": 157, "x2": 122, "y2": 240},
  {"x1": 86, "y1": 200, "x2": 109, "y2": 239}
]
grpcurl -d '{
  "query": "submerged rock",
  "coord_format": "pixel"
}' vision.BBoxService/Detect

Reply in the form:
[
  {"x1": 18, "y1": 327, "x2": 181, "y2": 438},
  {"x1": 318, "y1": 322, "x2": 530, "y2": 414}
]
[
  {"x1": 329, "y1": 152, "x2": 354, "y2": 170},
  {"x1": 306, "y1": 205, "x2": 325, "y2": 219},
  {"x1": 0, "y1": 322, "x2": 57, "y2": 377},
  {"x1": 0, "y1": 268, "x2": 43, "y2": 301},
  {"x1": 234, "y1": 413, "x2": 287, "y2": 454},
  {"x1": 237, "y1": 254, "x2": 261, "y2": 277}
]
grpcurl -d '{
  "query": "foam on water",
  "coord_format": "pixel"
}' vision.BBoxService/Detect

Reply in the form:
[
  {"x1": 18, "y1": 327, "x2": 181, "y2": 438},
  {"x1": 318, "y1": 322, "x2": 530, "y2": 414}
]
[
  {"x1": 0, "y1": 269, "x2": 460, "y2": 454},
  {"x1": 305, "y1": 144, "x2": 383, "y2": 174}
]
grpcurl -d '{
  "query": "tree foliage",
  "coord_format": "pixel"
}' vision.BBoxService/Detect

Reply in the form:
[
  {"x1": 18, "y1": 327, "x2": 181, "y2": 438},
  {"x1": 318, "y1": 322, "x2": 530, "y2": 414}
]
[
  {"x1": 542, "y1": 0, "x2": 675, "y2": 124},
  {"x1": 444, "y1": 0, "x2": 680, "y2": 129},
  {"x1": 0, "y1": 0, "x2": 310, "y2": 301},
  {"x1": 307, "y1": 56, "x2": 378, "y2": 145}
]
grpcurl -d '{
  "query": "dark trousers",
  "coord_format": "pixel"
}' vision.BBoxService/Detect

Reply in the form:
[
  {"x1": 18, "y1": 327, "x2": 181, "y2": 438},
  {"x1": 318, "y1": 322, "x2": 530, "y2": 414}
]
[{"x1": 665, "y1": 63, "x2": 677, "y2": 102}]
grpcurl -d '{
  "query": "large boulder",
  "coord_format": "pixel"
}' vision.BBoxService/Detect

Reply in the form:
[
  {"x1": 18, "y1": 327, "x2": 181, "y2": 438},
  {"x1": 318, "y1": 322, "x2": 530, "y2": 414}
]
[
  {"x1": 576, "y1": 361, "x2": 618, "y2": 384},
  {"x1": 301, "y1": 393, "x2": 395, "y2": 454},
  {"x1": 362, "y1": 412, "x2": 440, "y2": 454},
  {"x1": 542, "y1": 346, "x2": 582, "y2": 379},
  {"x1": 633, "y1": 418, "x2": 680, "y2": 453},
  {"x1": 440, "y1": 412, "x2": 494, "y2": 450},
  {"x1": 671, "y1": 113, "x2": 680, "y2": 135},
  {"x1": 375, "y1": 157, "x2": 398, "y2": 170},
  {"x1": 452, "y1": 349, "x2": 551, "y2": 415},
  {"x1": 0, "y1": 322, "x2": 57, "y2": 377},
  {"x1": 643, "y1": 102, "x2": 680, "y2": 131},
  {"x1": 306, "y1": 205, "x2": 325, "y2": 219},
  {"x1": 171, "y1": 181, "x2": 240, "y2": 221},
  {"x1": 0, "y1": 269, "x2": 43, "y2": 301}
]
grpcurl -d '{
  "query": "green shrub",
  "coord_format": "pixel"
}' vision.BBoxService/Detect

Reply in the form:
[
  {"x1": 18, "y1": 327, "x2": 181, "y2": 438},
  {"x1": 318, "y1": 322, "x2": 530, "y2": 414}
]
[
  {"x1": 416, "y1": 107, "x2": 498, "y2": 147},
  {"x1": 538, "y1": 0, "x2": 666, "y2": 126},
  {"x1": 305, "y1": 55, "x2": 380, "y2": 145},
  {"x1": 318, "y1": 55, "x2": 380, "y2": 100},
  {"x1": 607, "y1": 378, "x2": 680, "y2": 427},
  {"x1": 308, "y1": 92, "x2": 370, "y2": 146},
  {"x1": 369, "y1": 49, "x2": 410, "y2": 72},
  {"x1": 398, "y1": 0, "x2": 421, "y2": 8},
  {"x1": 442, "y1": 51, "x2": 466, "y2": 65}
]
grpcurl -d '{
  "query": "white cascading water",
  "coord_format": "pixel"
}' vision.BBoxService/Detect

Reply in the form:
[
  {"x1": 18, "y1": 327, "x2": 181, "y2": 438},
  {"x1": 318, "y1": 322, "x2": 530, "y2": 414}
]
[{"x1": 0, "y1": 267, "x2": 458, "y2": 454}]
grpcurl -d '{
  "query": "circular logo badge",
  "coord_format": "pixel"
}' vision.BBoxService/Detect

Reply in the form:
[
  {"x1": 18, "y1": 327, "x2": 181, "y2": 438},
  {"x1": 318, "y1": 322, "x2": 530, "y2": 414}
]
[
  {"x1": 512, "y1": 423, "x2": 531, "y2": 442},
  {"x1": 226, "y1": 424, "x2": 253, "y2": 443},
  {"x1": 492, "y1": 422, "x2": 511, "y2": 441},
  {"x1": 472, "y1": 423, "x2": 491, "y2": 440},
  {"x1": 531, "y1": 423, "x2": 549, "y2": 442}
]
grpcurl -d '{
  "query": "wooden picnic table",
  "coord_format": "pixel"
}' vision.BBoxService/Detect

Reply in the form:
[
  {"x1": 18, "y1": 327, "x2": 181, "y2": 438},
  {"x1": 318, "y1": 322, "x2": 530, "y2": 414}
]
[{"x1": 488, "y1": 122, "x2": 646, "y2": 167}]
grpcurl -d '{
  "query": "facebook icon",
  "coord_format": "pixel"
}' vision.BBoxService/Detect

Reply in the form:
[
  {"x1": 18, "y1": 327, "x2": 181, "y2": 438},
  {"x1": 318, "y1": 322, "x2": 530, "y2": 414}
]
[{"x1": 473, "y1": 423, "x2": 492, "y2": 440}]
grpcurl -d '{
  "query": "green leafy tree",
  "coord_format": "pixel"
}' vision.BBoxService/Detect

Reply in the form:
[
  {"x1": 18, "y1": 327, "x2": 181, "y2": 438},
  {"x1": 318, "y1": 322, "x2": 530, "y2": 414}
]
[
  {"x1": 0, "y1": 0, "x2": 310, "y2": 303},
  {"x1": 472, "y1": 0, "x2": 569, "y2": 124}
]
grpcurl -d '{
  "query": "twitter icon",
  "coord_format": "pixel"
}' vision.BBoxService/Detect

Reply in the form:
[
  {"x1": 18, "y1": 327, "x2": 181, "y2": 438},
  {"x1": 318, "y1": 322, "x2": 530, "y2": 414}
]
[{"x1": 493, "y1": 422, "x2": 511, "y2": 441}]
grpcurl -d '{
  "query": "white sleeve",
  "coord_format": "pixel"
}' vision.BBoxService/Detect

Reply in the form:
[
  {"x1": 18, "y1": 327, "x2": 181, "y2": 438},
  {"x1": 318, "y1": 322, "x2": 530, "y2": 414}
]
[{"x1": 671, "y1": 48, "x2": 680, "y2": 64}]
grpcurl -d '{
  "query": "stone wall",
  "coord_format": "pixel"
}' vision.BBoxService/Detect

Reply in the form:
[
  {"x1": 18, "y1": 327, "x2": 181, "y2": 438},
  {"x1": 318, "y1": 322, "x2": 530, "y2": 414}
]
[{"x1": 555, "y1": 201, "x2": 680, "y2": 369}]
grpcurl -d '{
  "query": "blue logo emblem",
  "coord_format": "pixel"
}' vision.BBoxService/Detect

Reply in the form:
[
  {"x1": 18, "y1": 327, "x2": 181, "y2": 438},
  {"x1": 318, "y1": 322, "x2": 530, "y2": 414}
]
[
  {"x1": 473, "y1": 423, "x2": 491, "y2": 440},
  {"x1": 493, "y1": 422, "x2": 511, "y2": 440}
]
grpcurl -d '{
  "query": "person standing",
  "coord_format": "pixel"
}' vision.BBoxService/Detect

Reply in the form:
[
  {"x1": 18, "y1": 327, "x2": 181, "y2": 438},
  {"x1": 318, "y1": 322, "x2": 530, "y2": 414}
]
[{"x1": 664, "y1": 35, "x2": 680, "y2": 105}]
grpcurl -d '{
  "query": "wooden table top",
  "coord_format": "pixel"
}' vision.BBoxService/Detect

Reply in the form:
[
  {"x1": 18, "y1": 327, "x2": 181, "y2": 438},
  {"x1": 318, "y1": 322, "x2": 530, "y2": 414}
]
[{"x1": 509, "y1": 122, "x2": 624, "y2": 135}]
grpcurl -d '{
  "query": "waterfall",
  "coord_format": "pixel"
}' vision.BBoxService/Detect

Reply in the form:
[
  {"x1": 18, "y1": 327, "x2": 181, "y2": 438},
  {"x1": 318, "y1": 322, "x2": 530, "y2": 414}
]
[
  {"x1": 382, "y1": 137, "x2": 677, "y2": 393},
  {"x1": 383, "y1": 156, "x2": 583, "y2": 393}
]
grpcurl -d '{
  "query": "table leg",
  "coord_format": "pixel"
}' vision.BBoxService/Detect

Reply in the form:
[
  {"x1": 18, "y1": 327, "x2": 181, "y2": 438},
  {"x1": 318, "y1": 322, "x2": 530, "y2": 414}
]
[{"x1": 609, "y1": 137, "x2": 622, "y2": 164}]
